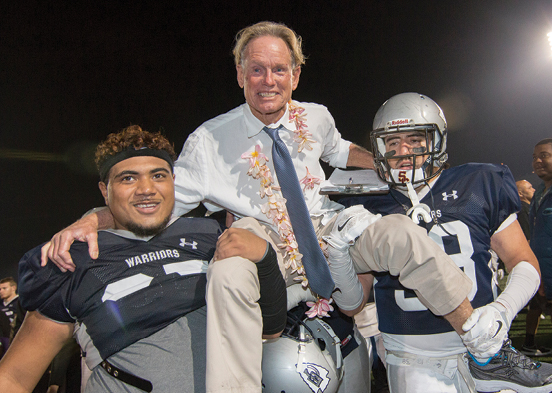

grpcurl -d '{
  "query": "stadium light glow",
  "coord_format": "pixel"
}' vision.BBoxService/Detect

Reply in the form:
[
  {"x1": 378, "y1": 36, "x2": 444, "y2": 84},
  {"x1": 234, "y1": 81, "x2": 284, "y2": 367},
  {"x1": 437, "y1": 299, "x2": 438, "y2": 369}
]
[{"x1": 548, "y1": 32, "x2": 552, "y2": 53}]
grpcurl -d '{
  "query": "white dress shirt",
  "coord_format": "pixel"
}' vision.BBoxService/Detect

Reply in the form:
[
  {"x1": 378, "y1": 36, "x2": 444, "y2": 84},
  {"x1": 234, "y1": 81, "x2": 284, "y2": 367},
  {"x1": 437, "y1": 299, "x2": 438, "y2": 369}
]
[{"x1": 174, "y1": 101, "x2": 351, "y2": 230}]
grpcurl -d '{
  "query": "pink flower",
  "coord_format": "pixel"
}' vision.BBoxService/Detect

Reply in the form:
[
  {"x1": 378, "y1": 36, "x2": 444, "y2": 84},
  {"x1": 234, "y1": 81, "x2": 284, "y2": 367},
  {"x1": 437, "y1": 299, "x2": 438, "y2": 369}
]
[
  {"x1": 241, "y1": 145, "x2": 268, "y2": 168},
  {"x1": 305, "y1": 298, "x2": 334, "y2": 318},
  {"x1": 294, "y1": 118, "x2": 308, "y2": 129},
  {"x1": 294, "y1": 274, "x2": 309, "y2": 287},
  {"x1": 288, "y1": 102, "x2": 305, "y2": 117},
  {"x1": 262, "y1": 204, "x2": 280, "y2": 221},
  {"x1": 259, "y1": 177, "x2": 274, "y2": 198},
  {"x1": 294, "y1": 132, "x2": 314, "y2": 153},
  {"x1": 277, "y1": 220, "x2": 293, "y2": 238},
  {"x1": 299, "y1": 167, "x2": 322, "y2": 191},
  {"x1": 295, "y1": 135, "x2": 315, "y2": 152},
  {"x1": 247, "y1": 165, "x2": 260, "y2": 178}
]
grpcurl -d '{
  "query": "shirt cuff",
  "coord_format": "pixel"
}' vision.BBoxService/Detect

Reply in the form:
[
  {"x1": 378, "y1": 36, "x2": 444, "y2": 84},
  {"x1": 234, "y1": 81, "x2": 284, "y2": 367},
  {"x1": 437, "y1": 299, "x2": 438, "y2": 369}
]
[{"x1": 333, "y1": 139, "x2": 352, "y2": 169}]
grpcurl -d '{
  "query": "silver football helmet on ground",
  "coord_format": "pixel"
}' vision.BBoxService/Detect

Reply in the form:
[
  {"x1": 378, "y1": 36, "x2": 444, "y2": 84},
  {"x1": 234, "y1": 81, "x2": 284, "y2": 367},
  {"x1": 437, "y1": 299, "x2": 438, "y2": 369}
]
[
  {"x1": 371, "y1": 92, "x2": 448, "y2": 187},
  {"x1": 262, "y1": 313, "x2": 343, "y2": 393}
]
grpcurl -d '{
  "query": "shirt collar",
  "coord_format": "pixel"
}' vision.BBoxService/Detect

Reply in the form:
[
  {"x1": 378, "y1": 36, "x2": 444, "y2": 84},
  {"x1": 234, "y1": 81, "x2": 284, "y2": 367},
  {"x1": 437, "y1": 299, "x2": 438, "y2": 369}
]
[
  {"x1": 243, "y1": 102, "x2": 295, "y2": 137},
  {"x1": 3, "y1": 295, "x2": 18, "y2": 306}
]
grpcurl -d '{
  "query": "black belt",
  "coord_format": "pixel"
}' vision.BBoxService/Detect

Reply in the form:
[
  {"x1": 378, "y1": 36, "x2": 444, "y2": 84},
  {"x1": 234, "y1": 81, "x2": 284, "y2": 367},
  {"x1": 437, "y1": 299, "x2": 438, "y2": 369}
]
[{"x1": 100, "y1": 360, "x2": 153, "y2": 392}]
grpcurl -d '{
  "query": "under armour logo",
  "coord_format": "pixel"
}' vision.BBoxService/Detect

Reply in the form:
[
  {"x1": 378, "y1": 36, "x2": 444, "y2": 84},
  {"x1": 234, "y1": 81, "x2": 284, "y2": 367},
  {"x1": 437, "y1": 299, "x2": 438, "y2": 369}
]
[
  {"x1": 179, "y1": 238, "x2": 198, "y2": 249},
  {"x1": 398, "y1": 170, "x2": 410, "y2": 183},
  {"x1": 442, "y1": 190, "x2": 458, "y2": 201}
]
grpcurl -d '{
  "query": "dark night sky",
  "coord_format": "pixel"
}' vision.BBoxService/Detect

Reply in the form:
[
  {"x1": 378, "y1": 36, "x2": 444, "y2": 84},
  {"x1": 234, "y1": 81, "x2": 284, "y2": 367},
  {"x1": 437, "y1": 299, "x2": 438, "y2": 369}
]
[{"x1": 2, "y1": 1, "x2": 552, "y2": 279}]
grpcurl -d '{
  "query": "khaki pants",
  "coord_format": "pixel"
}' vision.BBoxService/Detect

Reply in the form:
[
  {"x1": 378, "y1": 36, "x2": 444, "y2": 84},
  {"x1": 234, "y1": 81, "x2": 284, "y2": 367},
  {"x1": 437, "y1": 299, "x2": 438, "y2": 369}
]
[{"x1": 205, "y1": 214, "x2": 472, "y2": 392}]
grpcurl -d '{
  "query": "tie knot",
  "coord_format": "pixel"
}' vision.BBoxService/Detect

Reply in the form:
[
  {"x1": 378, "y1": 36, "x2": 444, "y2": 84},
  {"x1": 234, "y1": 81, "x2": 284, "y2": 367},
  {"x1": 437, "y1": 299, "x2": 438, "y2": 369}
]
[{"x1": 263, "y1": 125, "x2": 285, "y2": 142}]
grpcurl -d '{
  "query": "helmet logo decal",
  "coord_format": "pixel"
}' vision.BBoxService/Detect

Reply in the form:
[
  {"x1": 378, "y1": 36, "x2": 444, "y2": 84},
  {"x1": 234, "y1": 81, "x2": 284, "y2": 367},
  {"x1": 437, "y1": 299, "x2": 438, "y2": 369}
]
[
  {"x1": 299, "y1": 363, "x2": 331, "y2": 392},
  {"x1": 390, "y1": 168, "x2": 425, "y2": 186},
  {"x1": 388, "y1": 118, "x2": 411, "y2": 127},
  {"x1": 442, "y1": 190, "x2": 458, "y2": 201},
  {"x1": 398, "y1": 170, "x2": 410, "y2": 183}
]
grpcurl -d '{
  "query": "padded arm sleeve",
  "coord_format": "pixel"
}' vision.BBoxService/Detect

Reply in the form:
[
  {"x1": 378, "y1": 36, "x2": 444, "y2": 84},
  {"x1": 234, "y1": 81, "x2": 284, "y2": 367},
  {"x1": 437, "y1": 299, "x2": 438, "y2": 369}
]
[
  {"x1": 256, "y1": 244, "x2": 287, "y2": 335},
  {"x1": 326, "y1": 245, "x2": 364, "y2": 311},
  {"x1": 495, "y1": 261, "x2": 540, "y2": 326}
]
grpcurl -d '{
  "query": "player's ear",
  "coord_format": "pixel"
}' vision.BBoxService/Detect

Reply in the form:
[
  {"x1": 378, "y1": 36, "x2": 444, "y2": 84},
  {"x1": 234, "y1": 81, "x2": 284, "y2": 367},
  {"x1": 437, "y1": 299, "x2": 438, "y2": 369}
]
[{"x1": 98, "y1": 181, "x2": 109, "y2": 206}]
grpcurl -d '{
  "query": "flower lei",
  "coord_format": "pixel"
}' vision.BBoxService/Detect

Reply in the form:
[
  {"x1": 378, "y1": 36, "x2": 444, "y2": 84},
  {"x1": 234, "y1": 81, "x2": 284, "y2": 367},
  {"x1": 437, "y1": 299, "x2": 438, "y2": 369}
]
[
  {"x1": 289, "y1": 101, "x2": 316, "y2": 153},
  {"x1": 241, "y1": 101, "x2": 333, "y2": 318}
]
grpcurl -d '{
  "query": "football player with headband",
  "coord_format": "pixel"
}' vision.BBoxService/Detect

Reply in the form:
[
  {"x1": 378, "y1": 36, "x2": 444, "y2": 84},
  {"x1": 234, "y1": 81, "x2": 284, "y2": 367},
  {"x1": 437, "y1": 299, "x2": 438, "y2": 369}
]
[
  {"x1": 0, "y1": 126, "x2": 287, "y2": 392},
  {"x1": 339, "y1": 92, "x2": 552, "y2": 392}
]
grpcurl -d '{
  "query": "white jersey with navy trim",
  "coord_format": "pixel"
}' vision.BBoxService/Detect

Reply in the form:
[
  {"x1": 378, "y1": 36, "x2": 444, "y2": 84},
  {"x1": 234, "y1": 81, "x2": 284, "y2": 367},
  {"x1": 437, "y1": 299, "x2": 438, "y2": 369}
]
[
  {"x1": 341, "y1": 163, "x2": 520, "y2": 356},
  {"x1": 18, "y1": 217, "x2": 221, "y2": 363}
]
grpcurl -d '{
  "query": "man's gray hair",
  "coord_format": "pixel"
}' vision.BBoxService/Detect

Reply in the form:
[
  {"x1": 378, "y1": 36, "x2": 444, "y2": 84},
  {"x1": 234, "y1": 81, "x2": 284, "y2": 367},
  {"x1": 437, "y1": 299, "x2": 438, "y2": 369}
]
[{"x1": 232, "y1": 21, "x2": 306, "y2": 68}]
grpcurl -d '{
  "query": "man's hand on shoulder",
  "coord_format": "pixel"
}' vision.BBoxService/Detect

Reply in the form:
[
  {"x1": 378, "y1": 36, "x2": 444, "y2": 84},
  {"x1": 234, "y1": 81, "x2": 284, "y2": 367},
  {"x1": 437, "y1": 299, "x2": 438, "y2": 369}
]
[
  {"x1": 40, "y1": 210, "x2": 107, "y2": 272},
  {"x1": 214, "y1": 228, "x2": 267, "y2": 263}
]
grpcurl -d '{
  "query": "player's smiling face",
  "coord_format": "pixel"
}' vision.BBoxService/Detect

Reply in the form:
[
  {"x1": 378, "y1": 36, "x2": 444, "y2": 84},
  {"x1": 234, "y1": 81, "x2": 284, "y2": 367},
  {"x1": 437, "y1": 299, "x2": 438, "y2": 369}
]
[
  {"x1": 236, "y1": 35, "x2": 301, "y2": 125},
  {"x1": 384, "y1": 131, "x2": 429, "y2": 170},
  {"x1": 99, "y1": 156, "x2": 175, "y2": 236}
]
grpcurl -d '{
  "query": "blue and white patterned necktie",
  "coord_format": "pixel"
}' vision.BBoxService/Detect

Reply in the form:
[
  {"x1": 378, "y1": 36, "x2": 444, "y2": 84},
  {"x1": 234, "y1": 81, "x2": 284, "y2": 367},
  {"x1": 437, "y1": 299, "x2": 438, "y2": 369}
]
[{"x1": 264, "y1": 125, "x2": 335, "y2": 299}]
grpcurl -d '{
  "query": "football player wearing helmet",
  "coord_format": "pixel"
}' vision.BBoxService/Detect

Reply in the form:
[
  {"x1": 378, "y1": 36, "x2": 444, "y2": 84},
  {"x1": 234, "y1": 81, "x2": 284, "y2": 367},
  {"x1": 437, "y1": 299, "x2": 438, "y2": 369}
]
[
  {"x1": 0, "y1": 126, "x2": 285, "y2": 393},
  {"x1": 340, "y1": 93, "x2": 551, "y2": 393}
]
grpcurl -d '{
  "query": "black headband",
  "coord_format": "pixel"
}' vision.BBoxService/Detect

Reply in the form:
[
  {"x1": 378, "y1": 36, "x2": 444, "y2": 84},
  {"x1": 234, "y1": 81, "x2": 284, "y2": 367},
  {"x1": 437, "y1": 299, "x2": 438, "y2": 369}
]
[{"x1": 99, "y1": 148, "x2": 174, "y2": 182}]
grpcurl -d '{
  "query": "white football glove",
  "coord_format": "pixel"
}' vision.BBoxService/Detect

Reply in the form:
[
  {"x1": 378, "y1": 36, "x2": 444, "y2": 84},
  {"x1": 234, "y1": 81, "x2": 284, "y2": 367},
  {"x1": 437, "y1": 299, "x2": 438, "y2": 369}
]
[
  {"x1": 461, "y1": 302, "x2": 509, "y2": 360},
  {"x1": 323, "y1": 205, "x2": 381, "y2": 250},
  {"x1": 322, "y1": 205, "x2": 381, "y2": 310},
  {"x1": 286, "y1": 284, "x2": 316, "y2": 311}
]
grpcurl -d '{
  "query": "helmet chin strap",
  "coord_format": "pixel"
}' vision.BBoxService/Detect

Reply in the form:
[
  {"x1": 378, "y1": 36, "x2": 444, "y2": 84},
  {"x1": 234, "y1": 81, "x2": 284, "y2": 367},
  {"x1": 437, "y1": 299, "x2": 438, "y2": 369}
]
[
  {"x1": 297, "y1": 326, "x2": 307, "y2": 372},
  {"x1": 389, "y1": 168, "x2": 432, "y2": 224},
  {"x1": 404, "y1": 181, "x2": 432, "y2": 224}
]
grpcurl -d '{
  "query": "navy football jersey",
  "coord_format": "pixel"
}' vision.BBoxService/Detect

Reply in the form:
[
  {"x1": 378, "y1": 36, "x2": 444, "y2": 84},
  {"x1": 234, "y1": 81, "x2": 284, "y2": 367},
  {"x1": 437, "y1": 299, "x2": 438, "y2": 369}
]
[
  {"x1": 341, "y1": 163, "x2": 519, "y2": 338},
  {"x1": 18, "y1": 217, "x2": 221, "y2": 361}
]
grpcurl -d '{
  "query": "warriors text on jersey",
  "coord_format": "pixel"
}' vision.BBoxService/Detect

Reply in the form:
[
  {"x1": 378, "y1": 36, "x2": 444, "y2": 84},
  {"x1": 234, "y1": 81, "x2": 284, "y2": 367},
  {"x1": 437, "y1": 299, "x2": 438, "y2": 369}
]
[
  {"x1": 341, "y1": 163, "x2": 519, "y2": 356},
  {"x1": 18, "y1": 217, "x2": 221, "y2": 365}
]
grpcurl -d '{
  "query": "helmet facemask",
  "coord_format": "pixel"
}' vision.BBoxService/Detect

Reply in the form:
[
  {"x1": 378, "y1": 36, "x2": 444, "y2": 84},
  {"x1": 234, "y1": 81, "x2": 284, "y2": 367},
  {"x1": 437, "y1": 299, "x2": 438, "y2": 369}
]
[
  {"x1": 371, "y1": 122, "x2": 447, "y2": 188},
  {"x1": 370, "y1": 92, "x2": 449, "y2": 188}
]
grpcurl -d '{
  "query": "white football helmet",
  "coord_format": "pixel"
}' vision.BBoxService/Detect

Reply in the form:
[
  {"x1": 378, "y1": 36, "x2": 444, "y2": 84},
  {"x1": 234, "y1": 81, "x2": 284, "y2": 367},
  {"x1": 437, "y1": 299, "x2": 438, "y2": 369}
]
[
  {"x1": 262, "y1": 313, "x2": 343, "y2": 393},
  {"x1": 371, "y1": 92, "x2": 448, "y2": 186}
]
